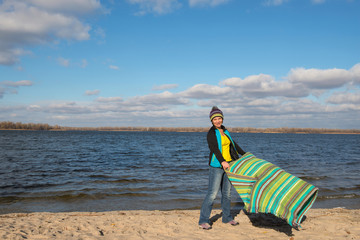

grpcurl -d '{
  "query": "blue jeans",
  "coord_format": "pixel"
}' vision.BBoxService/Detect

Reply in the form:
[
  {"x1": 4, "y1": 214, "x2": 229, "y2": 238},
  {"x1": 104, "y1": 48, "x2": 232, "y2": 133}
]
[{"x1": 199, "y1": 166, "x2": 233, "y2": 224}]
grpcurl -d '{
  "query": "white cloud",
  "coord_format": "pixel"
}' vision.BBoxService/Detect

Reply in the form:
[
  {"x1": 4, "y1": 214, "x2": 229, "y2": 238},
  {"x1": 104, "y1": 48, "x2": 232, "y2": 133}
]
[
  {"x1": 127, "y1": 0, "x2": 231, "y2": 14},
  {"x1": 96, "y1": 97, "x2": 123, "y2": 103},
  {"x1": 94, "y1": 27, "x2": 106, "y2": 43},
  {"x1": 43, "y1": 102, "x2": 93, "y2": 114},
  {"x1": 247, "y1": 98, "x2": 281, "y2": 107},
  {"x1": 222, "y1": 74, "x2": 307, "y2": 98},
  {"x1": 152, "y1": 84, "x2": 178, "y2": 91},
  {"x1": 1, "y1": 80, "x2": 33, "y2": 87},
  {"x1": 52, "y1": 115, "x2": 71, "y2": 120},
  {"x1": 0, "y1": 80, "x2": 33, "y2": 98},
  {"x1": 220, "y1": 64, "x2": 360, "y2": 99},
  {"x1": 127, "y1": 0, "x2": 181, "y2": 15},
  {"x1": 129, "y1": 91, "x2": 189, "y2": 105},
  {"x1": 81, "y1": 59, "x2": 88, "y2": 68},
  {"x1": 0, "y1": 87, "x2": 5, "y2": 98},
  {"x1": 180, "y1": 84, "x2": 232, "y2": 99},
  {"x1": 327, "y1": 92, "x2": 360, "y2": 105},
  {"x1": 311, "y1": 0, "x2": 325, "y2": 4},
  {"x1": 27, "y1": 105, "x2": 41, "y2": 111},
  {"x1": 58, "y1": 57, "x2": 70, "y2": 67},
  {"x1": 85, "y1": 90, "x2": 100, "y2": 96},
  {"x1": 0, "y1": 48, "x2": 31, "y2": 65},
  {"x1": 0, "y1": 0, "x2": 101, "y2": 65},
  {"x1": 27, "y1": 0, "x2": 101, "y2": 14},
  {"x1": 288, "y1": 67, "x2": 353, "y2": 89},
  {"x1": 109, "y1": 65, "x2": 119, "y2": 70},
  {"x1": 189, "y1": 0, "x2": 230, "y2": 7},
  {"x1": 2, "y1": 64, "x2": 360, "y2": 128},
  {"x1": 350, "y1": 63, "x2": 360, "y2": 85},
  {"x1": 263, "y1": 0, "x2": 289, "y2": 6},
  {"x1": 16, "y1": 66, "x2": 24, "y2": 71}
]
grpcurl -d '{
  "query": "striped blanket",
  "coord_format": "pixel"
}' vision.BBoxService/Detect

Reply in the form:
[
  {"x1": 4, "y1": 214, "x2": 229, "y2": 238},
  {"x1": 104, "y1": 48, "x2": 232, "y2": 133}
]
[{"x1": 226, "y1": 152, "x2": 318, "y2": 228}]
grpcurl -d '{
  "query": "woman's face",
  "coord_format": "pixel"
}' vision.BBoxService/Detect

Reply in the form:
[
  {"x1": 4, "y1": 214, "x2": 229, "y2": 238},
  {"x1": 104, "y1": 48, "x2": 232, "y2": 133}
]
[{"x1": 212, "y1": 116, "x2": 223, "y2": 129}]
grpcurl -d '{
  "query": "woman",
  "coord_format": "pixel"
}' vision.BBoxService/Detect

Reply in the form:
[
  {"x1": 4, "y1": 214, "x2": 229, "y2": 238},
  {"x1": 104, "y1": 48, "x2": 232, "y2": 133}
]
[{"x1": 198, "y1": 106, "x2": 246, "y2": 230}]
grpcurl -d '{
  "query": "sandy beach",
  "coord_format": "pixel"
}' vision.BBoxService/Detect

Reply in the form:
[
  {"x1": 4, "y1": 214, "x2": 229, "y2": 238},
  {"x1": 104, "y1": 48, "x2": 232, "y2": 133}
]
[{"x1": 1, "y1": 208, "x2": 359, "y2": 240}]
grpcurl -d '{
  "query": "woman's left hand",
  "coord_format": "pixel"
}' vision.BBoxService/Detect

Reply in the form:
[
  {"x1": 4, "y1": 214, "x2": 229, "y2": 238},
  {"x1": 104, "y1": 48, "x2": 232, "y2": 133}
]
[{"x1": 221, "y1": 161, "x2": 230, "y2": 170}]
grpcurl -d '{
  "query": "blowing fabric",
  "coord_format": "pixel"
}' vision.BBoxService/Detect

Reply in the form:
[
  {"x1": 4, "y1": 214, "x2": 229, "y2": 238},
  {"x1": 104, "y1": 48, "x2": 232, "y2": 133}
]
[{"x1": 226, "y1": 152, "x2": 318, "y2": 228}]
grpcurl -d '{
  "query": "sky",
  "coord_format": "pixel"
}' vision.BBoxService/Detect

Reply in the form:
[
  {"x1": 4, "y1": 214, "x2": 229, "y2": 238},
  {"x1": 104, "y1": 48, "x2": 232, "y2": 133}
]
[{"x1": 0, "y1": 0, "x2": 359, "y2": 129}]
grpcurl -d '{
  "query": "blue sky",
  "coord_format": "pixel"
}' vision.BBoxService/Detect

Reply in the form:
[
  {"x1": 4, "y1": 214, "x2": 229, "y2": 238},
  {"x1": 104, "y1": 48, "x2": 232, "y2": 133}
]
[{"x1": 0, "y1": 0, "x2": 359, "y2": 128}]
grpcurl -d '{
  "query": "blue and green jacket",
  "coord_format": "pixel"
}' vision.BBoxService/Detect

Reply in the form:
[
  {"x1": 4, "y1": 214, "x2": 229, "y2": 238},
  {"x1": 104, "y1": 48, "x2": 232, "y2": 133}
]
[{"x1": 207, "y1": 125, "x2": 246, "y2": 168}]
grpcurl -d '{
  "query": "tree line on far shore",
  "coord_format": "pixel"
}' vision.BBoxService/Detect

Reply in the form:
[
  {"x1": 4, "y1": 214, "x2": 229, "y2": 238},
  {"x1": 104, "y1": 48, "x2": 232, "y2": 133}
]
[{"x1": 0, "y1": 121, "x2": 359, "y2": 134}]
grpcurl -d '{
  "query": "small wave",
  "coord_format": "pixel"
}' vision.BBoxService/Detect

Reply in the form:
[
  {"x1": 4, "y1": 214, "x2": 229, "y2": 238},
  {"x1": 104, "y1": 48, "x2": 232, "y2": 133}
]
[
  {"x1": 346, "y1": 161, "x2": 360, "y2": 166},
  {"x1": 337, "y1": 185, "x2": 360, "y2": 191},
  {"x1": 317, "y1": 193, "x2": 360, "y2": 200},
  {"x1": 113, "y1": 186, "x2": 176, "y2": 192},
  {"x1": 317, "y1": 188, "x2": 337, "y2": 193},
  {"x1": 22, "y1": 183, "x2": 61, "y2": 189},
  {"x1": 0, "y1": 192, "x2": 158, "y2": 203},
  {"x1": 72, "y1": 168, "x2": 93, "y2": 172},
  {"x1": 182, "y1": 168, "x2": 207, "y2": 173},
  {"x1": 0, "y1": 182, "x2": 62, "y2": 190},
  {"x1": 115, "y1": 192, "x2": 155, "y2": 197},
  {"x1": 298, "y1": 175, "x2": 328, "y2": 181},
  {"x1": 162, "y1": 198, "x2": 195, "y2": 203},
  {"x1": 90, "y1": 178, "x2": 151, "y2": 184},
  {"x1": 89, "y1": 174, "x2": 113, "y2": 179}
]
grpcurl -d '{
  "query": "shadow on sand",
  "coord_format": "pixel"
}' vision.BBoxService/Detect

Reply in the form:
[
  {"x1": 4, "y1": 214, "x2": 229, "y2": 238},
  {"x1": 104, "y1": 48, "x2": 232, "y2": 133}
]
[{"x1": 209, "y1": 205, "x2": 306, "y2": 237}]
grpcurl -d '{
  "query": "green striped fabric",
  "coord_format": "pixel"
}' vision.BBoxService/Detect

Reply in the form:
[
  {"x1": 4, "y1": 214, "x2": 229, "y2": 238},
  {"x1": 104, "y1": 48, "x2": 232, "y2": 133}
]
[{"x1": 226, "y1": 152, "x2": 318, "y2": 228}]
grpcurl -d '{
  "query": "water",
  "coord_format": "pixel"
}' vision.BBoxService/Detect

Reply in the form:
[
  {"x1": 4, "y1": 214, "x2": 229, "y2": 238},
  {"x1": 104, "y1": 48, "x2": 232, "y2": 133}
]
[{"x1": 0, "y1": 130, "x2": 359, "y2": 214}]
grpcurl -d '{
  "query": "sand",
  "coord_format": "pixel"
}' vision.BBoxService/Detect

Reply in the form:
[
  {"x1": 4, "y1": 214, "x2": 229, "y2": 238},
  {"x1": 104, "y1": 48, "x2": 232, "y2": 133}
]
[{"x1": 0, "y1": 208, "x2": 359, "y2": 240}]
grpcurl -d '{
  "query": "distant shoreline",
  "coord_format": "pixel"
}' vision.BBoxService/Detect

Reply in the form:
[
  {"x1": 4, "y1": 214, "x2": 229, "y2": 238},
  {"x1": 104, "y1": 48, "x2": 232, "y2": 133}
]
[{"x1": 0, "y1": 121, "x2": 359, "y2": 134}]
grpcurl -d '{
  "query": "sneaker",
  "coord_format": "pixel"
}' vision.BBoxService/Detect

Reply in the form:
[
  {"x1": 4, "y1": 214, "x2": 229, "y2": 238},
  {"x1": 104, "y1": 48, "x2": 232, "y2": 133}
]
[
  {"x1": 226, "y1": 220, "x2": 239, "y2": 226},
  {"x1": 199, "y1": 223, "x2": 212, "y2": 230}
]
